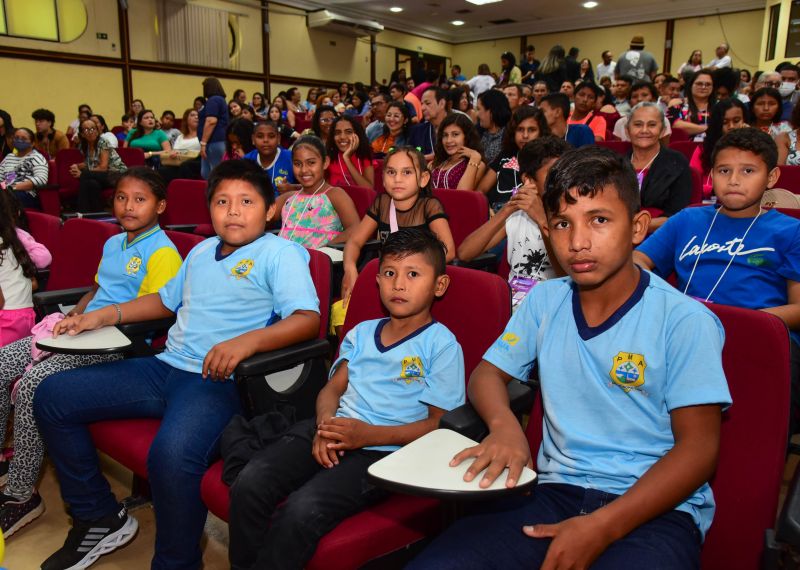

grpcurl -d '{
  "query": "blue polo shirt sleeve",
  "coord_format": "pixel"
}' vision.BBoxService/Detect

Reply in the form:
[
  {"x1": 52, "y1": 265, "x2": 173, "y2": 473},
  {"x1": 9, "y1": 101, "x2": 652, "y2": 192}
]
[
  {"x1": 330, "y1": 326, "x2": 356, "y2": 377},
  {"x1": 778, "y1": 221, "x2": 800, "y2": 282},
  {"x1": 158, "y1": 256, "x2": 189, "y2": 312},
  {"x1": 419, "y1": 334, "x2": 465, "y2": 411},
  {"x1": 637, "y1": 213, "x2": 681, "y2": 276},
  {"x1": 268, "y1": 242, "x2": 320, "y2": 319},
  {"x1": 664, "y1": 308, "x2": 731, "y2": 411},
  {"x1": 483, "y1": 291, "x2": 541, "y2": 380}
]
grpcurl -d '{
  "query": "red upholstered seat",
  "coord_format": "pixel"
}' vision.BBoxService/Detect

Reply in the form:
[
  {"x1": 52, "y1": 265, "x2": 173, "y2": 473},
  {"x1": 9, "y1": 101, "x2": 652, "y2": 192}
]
[
  {"x1": 117, "y1": 147, "x2": 146, "y2": 167},
  {"x1": 54, "y1": 148, "x2": 84, "y2": 202},
  {"x1": 373, "y1": 159, "x2": 384, "y2": 193},
  {"x1": 432, "y1": 188, "x2": 489, "y2": 250},
  {"x1": 46, "y1": 218, "x2": 120, "y2": 290},
  {"x1": 341, "y1": 185, "x2": 375, "y2": 220},
  {"x1": 595, "y1": 140, "x2": 631, "y2": 155},
  {"x1": 669, "y1": 140, "x2": 701, "y2": 162},
  {"x1": 779, "y1": 165, "x2": 800, "y2": 194},
  {"x1": 164, "y1": 230, "x2": 204, "y2": 259},
  {"x1": 160, "y1": 179, "x2": 211, "y2": 227},
  {"x1": 200, "y1": 260, "x2": 511, "y2": 569},
  {"x1": 25, "y1": 210, "x2": 61, "y2": 259}
]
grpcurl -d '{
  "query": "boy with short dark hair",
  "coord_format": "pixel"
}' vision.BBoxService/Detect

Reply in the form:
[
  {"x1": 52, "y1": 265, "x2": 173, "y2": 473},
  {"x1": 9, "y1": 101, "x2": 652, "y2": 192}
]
[
  {"x1": 539, "y1": 93, "x2": 595, "y2": 148},
  {"x1": 409, "y1": 146, "x2": 731, "y2": 569},
  {"x1": 227, "y1": 228, "x2": 465, "y2": 570}
]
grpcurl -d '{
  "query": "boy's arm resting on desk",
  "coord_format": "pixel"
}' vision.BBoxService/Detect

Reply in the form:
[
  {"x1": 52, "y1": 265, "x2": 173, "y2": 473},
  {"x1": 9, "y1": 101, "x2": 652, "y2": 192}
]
[
  {"x1": 203, "y1": 309, "x2": 320, "y2": 381},
  {"x1": 53, "y1": 292, "x2": 174, "y2": 337},
  {"x1": 761, "y1": 279, "x2": 800, "y2": 330},
  {"x1": 526, "y1": 404, "x2": 722, "y2": 570}
]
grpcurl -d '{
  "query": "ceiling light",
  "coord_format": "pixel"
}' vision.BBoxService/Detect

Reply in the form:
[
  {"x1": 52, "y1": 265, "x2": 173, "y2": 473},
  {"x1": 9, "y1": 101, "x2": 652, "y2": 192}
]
[
  {"x1": 451, "y1": 20, "x2": 465, "y2": 25},
  {"x1": 582, "y1": 1, "x2": 598, "y2": 7},
  {"x1": 389, "y1": 6, "x2": 403, "y2": 12},
  {"x1": 466, "y1": 0, "x2": 502, "y2": 4}
]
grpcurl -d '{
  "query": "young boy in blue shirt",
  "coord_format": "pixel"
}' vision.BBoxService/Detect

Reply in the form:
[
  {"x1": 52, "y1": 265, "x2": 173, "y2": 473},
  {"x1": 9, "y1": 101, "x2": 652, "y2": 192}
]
[
  {"x1": 409, "y1": 146, "x2": 731, "y2": 569},
  {"x1": 227, "y1": 228, "x2": 466, "y2": 570},
  {"x1": 35, "y1": 160, "x2": 321, "y2": 570}
]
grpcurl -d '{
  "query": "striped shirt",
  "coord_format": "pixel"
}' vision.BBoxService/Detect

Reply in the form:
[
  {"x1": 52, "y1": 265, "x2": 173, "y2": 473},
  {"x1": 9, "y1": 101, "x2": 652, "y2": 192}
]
[{"x1": 0, "y1": 150, "x2": 49, "y2": 195}]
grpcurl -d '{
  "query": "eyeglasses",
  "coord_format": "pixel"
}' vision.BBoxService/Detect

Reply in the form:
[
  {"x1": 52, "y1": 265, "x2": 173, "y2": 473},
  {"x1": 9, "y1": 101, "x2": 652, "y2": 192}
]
[
  {"x1": 81, "y1": 127, "x2": 98, "y2": 133},
  {"x1": 694, "y1": 82, "x2": 713, "y2": 88},
  {"x1": 319, "y1": 118, "x2": 334, "y2": 123},
  {"x1": 764, "y1": 81, "x2": 782, "y2": 88}
]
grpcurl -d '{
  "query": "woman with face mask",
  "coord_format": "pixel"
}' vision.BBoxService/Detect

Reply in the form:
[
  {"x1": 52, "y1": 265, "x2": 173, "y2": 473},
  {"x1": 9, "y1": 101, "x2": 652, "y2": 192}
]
[{"x1": 0, "y1": 128, "x2": 48, "y2": 209}]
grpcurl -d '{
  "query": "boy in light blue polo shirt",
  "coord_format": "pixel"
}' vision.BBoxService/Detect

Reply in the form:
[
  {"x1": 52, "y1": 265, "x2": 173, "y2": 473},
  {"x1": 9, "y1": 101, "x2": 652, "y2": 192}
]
[
  {"x1": 227, "y1": 229, "x2": 465, "y2": 570},
  {"x1": 410, "y1": 147, "x2": 731, "y2": 570},
  {"x1": 35, "y1": 160, "x2": 321, "y2": 570}
]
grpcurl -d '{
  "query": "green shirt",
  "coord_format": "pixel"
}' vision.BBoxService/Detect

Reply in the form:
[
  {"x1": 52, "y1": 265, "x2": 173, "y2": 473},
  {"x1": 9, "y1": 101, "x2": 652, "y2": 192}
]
[{"x1": 126, "y1": 129, "x2": 169, "y2": 152}]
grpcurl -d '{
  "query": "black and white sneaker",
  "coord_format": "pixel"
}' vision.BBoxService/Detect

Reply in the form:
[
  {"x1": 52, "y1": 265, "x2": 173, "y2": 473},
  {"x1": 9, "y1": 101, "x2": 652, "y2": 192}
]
[
  {"x1": 0, "y1": 491, "x2": 44, "y2": 537},
  {"x1": 40, "y1": 505, "x2": 138, "y2": 570}
]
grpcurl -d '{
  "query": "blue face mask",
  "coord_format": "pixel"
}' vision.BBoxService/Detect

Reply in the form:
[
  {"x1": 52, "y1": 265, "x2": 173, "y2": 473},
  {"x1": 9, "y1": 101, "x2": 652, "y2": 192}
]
[{"x1": 13, "y1": 139, "x2": 31, "y2": 151}]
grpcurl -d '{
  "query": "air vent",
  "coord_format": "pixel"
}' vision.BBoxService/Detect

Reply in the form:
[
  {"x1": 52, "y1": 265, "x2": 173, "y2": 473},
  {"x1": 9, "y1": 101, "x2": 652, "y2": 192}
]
[{"x1": 488, "y1": 18, "x2": 516, "y2": 24}]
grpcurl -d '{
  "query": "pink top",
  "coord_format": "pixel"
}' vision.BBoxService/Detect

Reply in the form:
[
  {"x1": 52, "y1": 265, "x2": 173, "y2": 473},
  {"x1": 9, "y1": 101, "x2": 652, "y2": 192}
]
[
  {"x1": 411, "y1": 82, "x2": 434, "y2": 100},
  {"x1": 16, "y1": 228, "x2": 51, "y2": 269},
  {"x1": 689, "y1": 146, "x2": 713, "y2": 199},
  {"x1": 430, "y1": 160, "x2": 469, "y2": 189}
]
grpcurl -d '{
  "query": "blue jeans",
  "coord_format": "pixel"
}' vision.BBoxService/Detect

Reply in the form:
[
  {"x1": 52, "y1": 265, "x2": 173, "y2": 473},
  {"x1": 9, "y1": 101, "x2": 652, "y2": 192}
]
[
  {"x1": 34, "y1": 357, "x2": 242, "y2": 570},
  {"x1": 200, "y1": 141, "x2": 225, "y2": 179},
  {"x1": 406, "y1": 483, "x2": 701, "y2": 570}
]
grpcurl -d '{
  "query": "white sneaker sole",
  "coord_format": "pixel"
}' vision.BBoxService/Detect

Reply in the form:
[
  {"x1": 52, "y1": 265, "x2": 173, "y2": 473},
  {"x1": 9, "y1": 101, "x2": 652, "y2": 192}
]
[
  {"x1": 4, "y1": 499, "x2": 45, "y2": 538},
  {"x1": 62, "y1": 515, "x2": 139, "y2": 570}
]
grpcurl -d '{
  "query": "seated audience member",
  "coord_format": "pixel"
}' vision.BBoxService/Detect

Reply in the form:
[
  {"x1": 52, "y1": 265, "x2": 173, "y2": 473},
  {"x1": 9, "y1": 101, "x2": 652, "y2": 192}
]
[
  {"x1": 503, "y1": 84, "x2": 524, "y2": 112},
  {"x1": 740, "y1": 69, "x2": 752, "y2": 93},
  {"x1": 750, "y1": 87, "x2": 792, "y2": 137},
  {"x1": 409, "y1": 87, "x2": 450, "y2": 160},
  {"x1": 274, "y1": 136, "x2": 359, "y2": 248},
  {"x1": 459, "y1": 136, "x2": 569, "y2": 308},
  {"x1": 0, "y1": 110, "x2": 14, "y2": 159},
  {"x1": 498, "y1": 52, "x2": 522, "y2": 87},
  {"x1": 66, "y1": 104, "x2": 92, "y2": 142},
  {"x1": 568, "y1": 82, "x2": 607, "y2": 141},
  {"x1": 371, "y1": 101, "x2": 410, "y2": 157},
  {"x1": 780, "y1": 97, "x2": 800, "y2": 165},
  {"x1": 477, "y1": 107, "x2": 550, "y2": 211},
  {"x1": 158, "y1": 108, "x2": 202, "y2": 182},
  {"x1": 712, "y1": 67, "x2": 744, "y2": 103},
  {"x1": 266, "y1": 104, "x2": 299, "y2": 141},
  {"x1": 658, "y1": 75, "x2": 681, "y2": 111},
  {"x1": 339, "y1": 82, "x2": 352, "y2": 106},
  {"x1": 128, "y1": 99, "x2": 145, "y2": 121},
  {"x1": 467, "y1": 64, "x2": 497, "y2": 98},
  {"x1": 232, "y1": 89, "x2": 247, "y2": 107},
  {"x1": 193, "y1": 96, "x2": 205, "y2": 112},
  {"x1": 285, "y1": 87, "x2": 305, "y2": 114},
  {"x1": 389, "y1": 81, "x2": 419, "y2": 124},
  {"x1": 452, "y1": 86, "x2": 478, "y2": 123},
  {"x1": 667, "y1": 69, "x2": 716, "y2": 141},
  {"x1": 227, "y1": 228, "x2": 465, "y2": 570},
  {"x1": 0, "y1": 128, "x2": 48, "y2": 209},
  {"x1": 0, "y1": 169, "x2": 181, "y2": 538},
  {"x1": 611, "y1": 76, "x2": 633, "y2": 115},
  {"x1": 244, "y1": 121, "x2": 296, "y2": 195},
  {"x1": 302, "y1": 87, "x2": 318, "y2": 114},
  {"x1": 365, "y1": 92, "x2": 390, "y2": 142},
  {"x1": 690, "y1": 98, "x2": 748, "y2": 196},
  {"x1": 430, "y1": 113, "x2": 485, "y2": 190},
  {"x1": 708, "y1": 43, "x2": 732, "y2": 69},
  {"x1": 313, "y1": 92, "x2": 334, "y2": 115},
  {"x1": 124, "y1": 109, "x2": 171, "y2": 164},
  {"x1": 326, "y1": 116, "x2": 374, "y2": 188},
  {"x1": 344, "y1": 91, "x2": 370, "y2": 118},
  {"x1": 71, "y1": 118, "x2": 128, "y2": 211},
  {"x1": 779, "y1": 63, "x2": 800, "y2": 121},
  {"x1": 476, "y1": 90, "x2": 512, "y2": 164},
  {"x1": 224, "y1": 118, "x2": 255, "y2": 161},
  {"x1": 677, "y1": 50, "x2": 703, "y2": 84},
  {"x1": 159, "y1": 110, "x2": 181, "y2": 145},
  {"x1": 31, "y1": 109, "x2": 69, "y2": 160},
  {"x1": 450, "y1": 64, "x2": 467, "y2": 84},
  {"x1": 408, "y1": 145, "x2": 730, "y2": 570},
  {"x1": 329, "y1": 90, "x2": 346, "y2": 115},
  {"x1": 613, "y1": 81, "x2": 672, "y2": 142},
  {"x1": 90, "y1": 114, "x2": 118, "y2": 149},
  {"x1": 627, "y1": 102, "x2": 692, "y2": 232},
  {"x1": 560, "y1": 80, "x2": 575, "y2": 104},
  {"x1": 412, "y1": 70, "x2": 439, "y2": 101},
  {"x1": 251, "y1": 92, "x2": 267, "y2": 120},
  {"x1": 307, "y1": 105, "x2": 337, "y2": 147},
  {"x1": 35, "y1": 159, "x2": 320, "y2": 570},
  {"x1": 531, "y1": 80, "x2": 549, "y2": 108},
  {"x1": 116, "y1": 114, "x2": 135, "y2": 144},
  {"x1": 229, "y1": 100, "x2": 243, "y2": 120},
  {"x1": 599, "y1": 75, "x2": 612, "y2": 91},
  {"x1": 539, "y1": 92, "x2": 594, "y2": 148}
]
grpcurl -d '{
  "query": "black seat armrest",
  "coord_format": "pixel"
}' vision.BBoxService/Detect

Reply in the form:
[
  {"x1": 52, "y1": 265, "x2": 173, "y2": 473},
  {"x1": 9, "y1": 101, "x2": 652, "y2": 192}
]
[
  {"x1": 117, "y1": 317, "x2": 177, "y2": 338},
  {"x1": 439, "y1": 380, "x2": 537, "y2": 442},
  {"x1": 235, "y1": 338, "x2": 331, "y2": 377},
  {"x1": 451, "y1": 252, "x2": 498, "y2": 271},
  {"x1": 165, "y1": 224, "x2": 199, "y2": 233},
  {"x1": 34, "y1": 287, "x2": 93, "y2": 309}
]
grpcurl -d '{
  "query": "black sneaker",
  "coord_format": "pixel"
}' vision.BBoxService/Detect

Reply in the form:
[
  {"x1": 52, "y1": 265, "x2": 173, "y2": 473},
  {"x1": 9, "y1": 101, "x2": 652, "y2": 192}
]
[
  {"x1": 40, "y1": 505, "x2": 138, "y2": 570},
  {"x1": 0, "y1": 492, "x2": 44, "y2": 537}
]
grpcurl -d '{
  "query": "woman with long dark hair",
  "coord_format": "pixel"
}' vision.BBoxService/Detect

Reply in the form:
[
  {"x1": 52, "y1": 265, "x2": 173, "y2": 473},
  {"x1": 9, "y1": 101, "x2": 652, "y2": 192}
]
[
  {"x1": 476, "y1": 90, "x2": 512, "y2": 164},
  {"x1": 667, "y1": 69, "x2": 716, "y2": 141},
  {"x1": 198, "y1": 76, "x2": 229, "y2": 178}
]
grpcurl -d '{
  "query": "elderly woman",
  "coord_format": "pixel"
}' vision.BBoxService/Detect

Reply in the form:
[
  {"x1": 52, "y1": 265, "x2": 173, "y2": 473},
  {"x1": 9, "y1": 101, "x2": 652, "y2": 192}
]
[
  {"x1": 71, "y1": 119, "x2": 127, "y2": 211},
  {"x1": 0, "y1": 128, "x2": 48, "y2": 209},
  {"x1": 627, "y1": 102, "x2": 693, "y2": 232}
]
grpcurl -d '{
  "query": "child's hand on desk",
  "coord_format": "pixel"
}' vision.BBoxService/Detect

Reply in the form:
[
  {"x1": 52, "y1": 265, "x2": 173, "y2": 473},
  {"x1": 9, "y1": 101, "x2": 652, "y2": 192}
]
[
  {"x1": 53, "y1": 310, "x2": 109, "y2": 337},
  {"x1": 449, "y1": 424, "x2": 531, "y2": 489},
  {"x1": 202, "y1": 337, "x2": 257, "y2": 381},
  {"x1": 312, "y1": 427, "x2": 341, "y2": 468},
  {"x1": 523, "y1": 513, "x2": 612, "y2": 570},
  {"x1": 317, "y1": 417, "x2": 371, "y2": 451}
]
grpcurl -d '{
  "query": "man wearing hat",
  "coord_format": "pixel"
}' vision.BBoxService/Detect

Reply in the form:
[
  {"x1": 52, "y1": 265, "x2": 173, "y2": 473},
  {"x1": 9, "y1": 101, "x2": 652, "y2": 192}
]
[{"x1": 616, "y1": 35, "x2": 659, "y2": 82}]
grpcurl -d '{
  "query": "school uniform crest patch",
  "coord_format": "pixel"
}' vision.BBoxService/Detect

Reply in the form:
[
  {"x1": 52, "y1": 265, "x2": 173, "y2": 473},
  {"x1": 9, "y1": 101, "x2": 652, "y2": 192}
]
[
  {"x1": 126, "y1": 256, "x2": 143, "y2": 275},
  {"x1": 400, "y1": 356, "x2": 424, "y2": 383},
  {"x1": 231, "y1": 259, "x2": 254, "y2": 279},
  {"x1": 609, "y1": 352, "x2": 646, "y2": 393}
]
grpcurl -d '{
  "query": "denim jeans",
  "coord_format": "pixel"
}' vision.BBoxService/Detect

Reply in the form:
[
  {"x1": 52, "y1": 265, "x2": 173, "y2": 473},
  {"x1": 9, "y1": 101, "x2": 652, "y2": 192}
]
[
  {"x1": 200, "y1": 141, "x2": 225, "y2": 179},
  {"x1": 227, "y1": 418, "x2": 389, "y2": 570},
  {"x1": 406, "y1": 483, "x2": 702, "y2": 570},
  {"x1": 34, "y1": 356, "x2": 242, "y2": 570}
]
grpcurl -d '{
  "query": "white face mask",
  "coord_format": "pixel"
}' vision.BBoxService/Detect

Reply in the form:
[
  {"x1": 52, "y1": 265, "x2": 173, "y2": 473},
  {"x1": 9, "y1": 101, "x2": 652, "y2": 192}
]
[{"x1": 779, "y1": 81, "x2": 797, "y2": 98}]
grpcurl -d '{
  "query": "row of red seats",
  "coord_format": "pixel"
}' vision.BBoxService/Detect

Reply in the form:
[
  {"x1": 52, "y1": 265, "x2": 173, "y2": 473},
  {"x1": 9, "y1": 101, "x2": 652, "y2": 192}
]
[{"x1": 22, "y1": 211, "x2": 792, "y2": 569}]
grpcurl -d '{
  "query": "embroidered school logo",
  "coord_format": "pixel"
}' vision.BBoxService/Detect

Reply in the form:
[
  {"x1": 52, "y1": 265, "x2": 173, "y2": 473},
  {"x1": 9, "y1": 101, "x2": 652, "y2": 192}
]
[
  {"x1": 126, "y1": 256, "x2": 142, "y2": 275},
  {"x1": 501, "y1": 332, "x2": 520, "y2": 346},
  {"x1": 400, "y1": 356, "x2": 424, "y2": 383},
  {"x1": 609, "y1": 352, "x2": 646, "y2": 393},
  {"x1": 274, "y1": 176, "x2": 287, "y2": 186},
  {"x1": 231, "y1": 259, "x2": 254, "y2": 279}
]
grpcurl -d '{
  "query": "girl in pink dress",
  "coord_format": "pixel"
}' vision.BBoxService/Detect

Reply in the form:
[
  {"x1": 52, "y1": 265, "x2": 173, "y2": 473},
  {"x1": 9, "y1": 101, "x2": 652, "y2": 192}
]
[{"x1": 430, "y1": 113, "x2": 486, "y2": 190}]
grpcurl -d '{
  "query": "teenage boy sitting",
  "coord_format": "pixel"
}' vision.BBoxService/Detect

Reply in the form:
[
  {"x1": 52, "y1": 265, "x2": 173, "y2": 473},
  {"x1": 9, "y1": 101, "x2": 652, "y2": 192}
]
[
  {"x1": 227, "y1": 228, "x2": 465, "y2": 570},
  {"x1": 409, "y1": 146, "x2": 731, "y2": 570},
  {"x1": 539, "y1": 93, "x2": 595, "y2": 148},
  {"x1": 635, "y1": 127, "x2": 800, "y2": 428}
]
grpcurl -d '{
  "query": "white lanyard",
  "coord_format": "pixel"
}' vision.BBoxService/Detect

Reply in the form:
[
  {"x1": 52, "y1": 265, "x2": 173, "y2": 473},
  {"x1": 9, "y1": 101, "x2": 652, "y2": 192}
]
[
  {"x1": 683, "y1": 207, "x2": 762, "y2": 302},
  {"x1": 287, "y1": 180, "x2": 327, "y2": 241},
  {"x1": 633, "y1": 151, "x2": 659, "y2": 191},
  {"x1": 337, "y1": 154, "x2": 362, "y2": 187},
  {"x1": 433, "y1": 160, "x2": 458, "y2": 189}
]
